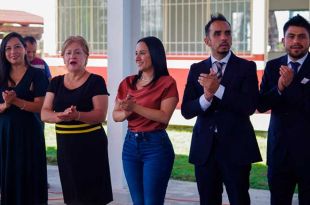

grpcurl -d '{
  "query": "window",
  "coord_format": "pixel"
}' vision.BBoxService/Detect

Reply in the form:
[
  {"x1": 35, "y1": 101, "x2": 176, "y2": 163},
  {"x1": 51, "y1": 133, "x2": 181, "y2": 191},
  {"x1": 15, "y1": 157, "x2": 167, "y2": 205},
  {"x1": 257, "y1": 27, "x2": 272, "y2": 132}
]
[
  {"x1": 57, "y1": 0, "x2": 107, "y2": 54},
  {"x1": 57, "y1": 0, "x2": 251, "y2": 55},
  {"x1": 141, "y1": 0, "x2": 252, "y2": 55}
]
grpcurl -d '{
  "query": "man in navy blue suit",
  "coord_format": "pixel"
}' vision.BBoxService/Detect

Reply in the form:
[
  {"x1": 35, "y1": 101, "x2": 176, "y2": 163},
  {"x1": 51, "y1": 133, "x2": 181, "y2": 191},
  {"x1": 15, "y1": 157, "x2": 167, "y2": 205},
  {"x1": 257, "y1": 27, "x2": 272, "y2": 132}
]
[
  {"x1": 181, "y1": 13, "x2": 262, "y2": 205},
  {"x1": 258, "y1": 15, "x2": 310, "y2": 205}
]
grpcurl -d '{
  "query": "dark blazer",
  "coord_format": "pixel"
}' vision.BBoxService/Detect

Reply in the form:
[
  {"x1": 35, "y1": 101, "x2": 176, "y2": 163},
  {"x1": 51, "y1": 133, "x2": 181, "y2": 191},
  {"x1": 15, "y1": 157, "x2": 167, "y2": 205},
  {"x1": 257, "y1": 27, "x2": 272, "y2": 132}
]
[
  {"x1": 181, "y1": 52, "x2": 262, "y2": 165},
  {"x1": 258, "y1": 53, "x2": 310, "y2": 167}
]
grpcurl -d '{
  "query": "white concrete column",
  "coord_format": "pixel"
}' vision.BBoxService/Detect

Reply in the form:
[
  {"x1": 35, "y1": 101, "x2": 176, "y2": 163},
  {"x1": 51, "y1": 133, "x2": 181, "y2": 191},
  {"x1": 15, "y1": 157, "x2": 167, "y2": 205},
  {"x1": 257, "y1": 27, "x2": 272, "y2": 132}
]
[
  {"x1": 42, "y1": 0, "x2": 57, "y2": 55},
  {"x1": 252, "y1": 0, "x2": 268, "y2": 60},
  {"x1": 107, "y1": 0, "x2": 141, "y2": 189}
]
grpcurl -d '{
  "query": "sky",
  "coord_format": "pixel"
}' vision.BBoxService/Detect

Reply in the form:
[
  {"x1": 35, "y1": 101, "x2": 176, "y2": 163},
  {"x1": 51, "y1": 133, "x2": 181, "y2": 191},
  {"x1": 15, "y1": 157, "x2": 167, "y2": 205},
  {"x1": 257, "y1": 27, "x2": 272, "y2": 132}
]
[
  {"x1": 0, "y1": 0, "x2": 56, "y2": 53},
  {"x1": 0, "y1": 0, "x2": 50, "y2": 18}
]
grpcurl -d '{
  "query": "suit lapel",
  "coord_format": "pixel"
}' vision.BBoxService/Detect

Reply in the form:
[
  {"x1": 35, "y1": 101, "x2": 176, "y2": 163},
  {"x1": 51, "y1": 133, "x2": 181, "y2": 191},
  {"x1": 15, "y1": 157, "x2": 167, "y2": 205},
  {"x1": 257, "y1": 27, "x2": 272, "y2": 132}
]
[
  {"x1": 280, "y1": 55, "x2": 288, "y2": 66},
  {"x1": 220, "y1": 53, "x2": 237, "y2": 86},
  {"x1": 273, "y1": 56, "x2": 287, "y2": 81},
  {"x1": 203, "y1": 58, "x2": 212, "y2": 74},
  {"x1": 297, "y1": 53, "x2": 310, "y2": 78}
]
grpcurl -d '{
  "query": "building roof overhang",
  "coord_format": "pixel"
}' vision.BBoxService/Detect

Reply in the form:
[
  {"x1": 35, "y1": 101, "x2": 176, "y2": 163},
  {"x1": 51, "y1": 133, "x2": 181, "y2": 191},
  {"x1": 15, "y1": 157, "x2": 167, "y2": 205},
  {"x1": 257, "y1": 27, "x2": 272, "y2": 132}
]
[{"x1": 0, "y1": 10, "x2": 44, "y2": 39}]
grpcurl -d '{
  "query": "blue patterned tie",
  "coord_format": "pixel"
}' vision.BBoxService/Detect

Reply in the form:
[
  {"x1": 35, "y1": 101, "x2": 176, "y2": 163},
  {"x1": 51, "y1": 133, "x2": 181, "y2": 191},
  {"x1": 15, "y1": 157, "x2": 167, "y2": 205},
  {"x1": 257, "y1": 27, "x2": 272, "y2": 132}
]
[
  {"x1": 290, "y1": 62, "x2": 300, "y2": 75},
  {"x1": 214, "y1": 61, "x2": 225, "y2": 79}
]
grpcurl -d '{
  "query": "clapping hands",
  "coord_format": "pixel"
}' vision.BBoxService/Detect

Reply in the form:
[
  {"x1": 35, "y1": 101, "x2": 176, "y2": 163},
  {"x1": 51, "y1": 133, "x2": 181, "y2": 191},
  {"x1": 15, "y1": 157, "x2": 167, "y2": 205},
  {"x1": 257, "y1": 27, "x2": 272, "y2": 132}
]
[
  {"x1": 57, "y1": 105, "x2": 79, "y2": 122},
  {"x1": 2, "y1": 90, "x2": 17, "y2": 108},
  {"x1": 118, "y1": 94, "x2": 135, "y2": 116},
  {"x1": 198, "y1": 70, "x2": 220, "y2": 101},
  {"x1": 278, "y1": 65, "x2": 294, "y2": 92}
]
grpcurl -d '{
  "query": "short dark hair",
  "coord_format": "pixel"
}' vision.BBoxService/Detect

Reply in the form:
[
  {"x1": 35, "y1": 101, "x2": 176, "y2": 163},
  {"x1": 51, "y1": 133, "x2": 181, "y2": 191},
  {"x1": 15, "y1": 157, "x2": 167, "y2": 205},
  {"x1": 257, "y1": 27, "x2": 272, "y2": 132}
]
[
  {"x1": 283, "y1": 14, "x2": 310, "y2": 37},
  {"x1": 132, "y1": 36, "x2": 169, "y2": 87},
  {"x1": 204, "y1": 13, "x2": 231, "y2": 36},
  {"x1": 24, "y1": 36, "x2": 37, "y2": 45}
]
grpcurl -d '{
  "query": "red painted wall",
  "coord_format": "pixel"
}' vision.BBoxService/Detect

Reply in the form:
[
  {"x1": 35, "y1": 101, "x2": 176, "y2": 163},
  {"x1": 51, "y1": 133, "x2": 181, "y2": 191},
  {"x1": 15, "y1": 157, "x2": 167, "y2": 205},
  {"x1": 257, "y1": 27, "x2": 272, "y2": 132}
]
[{"x1": 49, "y1": 66, "x2": 264, "y2": 110}]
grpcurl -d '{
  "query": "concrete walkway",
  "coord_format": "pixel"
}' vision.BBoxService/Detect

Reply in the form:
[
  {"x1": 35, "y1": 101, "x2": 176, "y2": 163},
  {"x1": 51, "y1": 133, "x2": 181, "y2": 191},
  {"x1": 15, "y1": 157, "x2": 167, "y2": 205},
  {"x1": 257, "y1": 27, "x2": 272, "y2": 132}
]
[{"x1": 47, "y1": 165, "x2": 298, "y2": 205}]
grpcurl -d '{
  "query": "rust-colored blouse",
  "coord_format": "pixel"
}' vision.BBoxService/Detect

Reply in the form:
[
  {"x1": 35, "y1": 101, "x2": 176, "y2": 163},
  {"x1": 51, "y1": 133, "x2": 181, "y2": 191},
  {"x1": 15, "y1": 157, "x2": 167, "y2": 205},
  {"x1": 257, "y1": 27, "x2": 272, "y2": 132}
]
[{"x1": 116, "y1": 75, "x2": 179, "y2": 132}]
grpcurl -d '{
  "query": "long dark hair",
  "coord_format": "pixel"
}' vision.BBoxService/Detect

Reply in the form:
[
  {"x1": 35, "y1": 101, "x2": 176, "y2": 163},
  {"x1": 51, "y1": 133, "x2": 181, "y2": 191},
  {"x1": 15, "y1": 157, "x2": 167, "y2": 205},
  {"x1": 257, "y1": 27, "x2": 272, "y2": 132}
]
[
  {"x1": 0, "y1": 32, "x2": 29, "y2": 87},
  {"x1": 131, "y1": 36, "x2": 169, "y2": 87}
]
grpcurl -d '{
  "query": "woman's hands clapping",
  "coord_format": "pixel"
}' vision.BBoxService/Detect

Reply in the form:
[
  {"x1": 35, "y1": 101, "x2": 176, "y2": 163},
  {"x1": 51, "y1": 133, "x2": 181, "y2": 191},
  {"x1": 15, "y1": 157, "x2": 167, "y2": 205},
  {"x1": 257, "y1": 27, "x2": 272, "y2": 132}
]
[
  {"x1": 117, "y1": 94, "x2": 135, "y2": 118},
  {"x1": 119, "y1": 95, "x2": 135, "y2": 111},
  {"x1": 57, "y1": 105, "x2": 80, "y2": 122},
  {"x1": 2, "y1": 90, "x2": 17, "y2": 109}
]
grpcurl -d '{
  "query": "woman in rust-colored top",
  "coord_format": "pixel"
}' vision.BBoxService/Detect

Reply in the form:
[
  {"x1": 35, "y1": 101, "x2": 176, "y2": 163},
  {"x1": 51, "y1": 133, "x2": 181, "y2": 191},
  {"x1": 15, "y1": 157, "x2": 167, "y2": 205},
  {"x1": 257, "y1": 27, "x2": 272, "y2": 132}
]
[{"x1": 113, "y1": 36, "x2": 179, "y2": 205}]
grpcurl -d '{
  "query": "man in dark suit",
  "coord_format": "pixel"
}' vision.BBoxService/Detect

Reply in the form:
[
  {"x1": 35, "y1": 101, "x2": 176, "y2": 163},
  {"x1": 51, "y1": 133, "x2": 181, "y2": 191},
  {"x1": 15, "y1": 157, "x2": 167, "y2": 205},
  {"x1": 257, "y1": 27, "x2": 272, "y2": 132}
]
[
  {"x1": 181, "y1": 13, "x2": 262, "y2": 205},
  {"x1": 258, "y1": 15, "x2": 310, "y2": 205}
]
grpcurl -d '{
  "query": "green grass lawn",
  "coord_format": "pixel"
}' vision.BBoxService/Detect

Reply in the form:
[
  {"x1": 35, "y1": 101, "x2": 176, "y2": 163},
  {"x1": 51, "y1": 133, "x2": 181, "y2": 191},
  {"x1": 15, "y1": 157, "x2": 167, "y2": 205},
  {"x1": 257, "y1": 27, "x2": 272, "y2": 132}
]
[
  {"x1": 45, "y1": 123, "x2": 268, "y2": 190},
  {"x1": 167, "y1": 126, "x2": 268, "y2": 190}
]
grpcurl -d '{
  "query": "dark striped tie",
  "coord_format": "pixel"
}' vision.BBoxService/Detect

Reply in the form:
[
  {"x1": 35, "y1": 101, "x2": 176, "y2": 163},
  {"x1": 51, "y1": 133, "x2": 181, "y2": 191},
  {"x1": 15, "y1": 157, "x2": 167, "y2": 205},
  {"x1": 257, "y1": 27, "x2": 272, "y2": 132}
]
[{"x1": 215, "y1": 61, "x2": 224, "y2": 79}]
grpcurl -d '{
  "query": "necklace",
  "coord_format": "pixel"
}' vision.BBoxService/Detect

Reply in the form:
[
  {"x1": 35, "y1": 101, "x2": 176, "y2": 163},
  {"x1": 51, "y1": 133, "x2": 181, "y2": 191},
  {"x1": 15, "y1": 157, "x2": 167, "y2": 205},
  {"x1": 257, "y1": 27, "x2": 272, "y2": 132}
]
[{"x1": 139, "y1": 76, "x2": 153, "y2": 82}]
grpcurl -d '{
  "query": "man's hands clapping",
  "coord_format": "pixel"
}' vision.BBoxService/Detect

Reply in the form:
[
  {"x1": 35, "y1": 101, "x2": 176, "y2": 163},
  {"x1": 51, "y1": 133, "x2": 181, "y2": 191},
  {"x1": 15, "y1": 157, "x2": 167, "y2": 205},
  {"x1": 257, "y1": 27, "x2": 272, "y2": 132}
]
[
  {"x1": 198, "y1": 70, "x2": 220, "y2": 101},
  {"x1": 278, "y1": 65, "x2": 294, "y2": 92}
]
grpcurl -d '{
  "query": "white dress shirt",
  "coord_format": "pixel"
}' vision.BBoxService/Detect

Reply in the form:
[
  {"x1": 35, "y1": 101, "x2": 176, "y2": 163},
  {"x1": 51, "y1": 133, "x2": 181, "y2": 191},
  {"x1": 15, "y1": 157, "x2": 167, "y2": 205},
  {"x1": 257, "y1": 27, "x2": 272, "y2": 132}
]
[{"x1": 199, "y1": 51, "x2": 231, "y2": 111}]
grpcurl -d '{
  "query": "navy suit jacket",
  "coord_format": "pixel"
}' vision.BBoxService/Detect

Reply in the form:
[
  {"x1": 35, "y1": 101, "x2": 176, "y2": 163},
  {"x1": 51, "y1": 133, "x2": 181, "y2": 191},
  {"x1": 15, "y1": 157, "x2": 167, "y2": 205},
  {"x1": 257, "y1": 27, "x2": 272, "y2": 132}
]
[
  {"x1": 181, "y1": 52, "x2": 262, "y2": 166},
  {"x1": 258, "y1": 53, "x2": 310, "y2": 167}
]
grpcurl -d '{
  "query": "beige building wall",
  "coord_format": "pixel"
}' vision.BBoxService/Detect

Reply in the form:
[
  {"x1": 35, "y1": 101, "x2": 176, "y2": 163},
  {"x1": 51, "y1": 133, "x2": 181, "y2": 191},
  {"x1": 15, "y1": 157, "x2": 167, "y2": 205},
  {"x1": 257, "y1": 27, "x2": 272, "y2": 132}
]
[{"x1": 269, "y1": 0, "x2": 309, "y2": 10}]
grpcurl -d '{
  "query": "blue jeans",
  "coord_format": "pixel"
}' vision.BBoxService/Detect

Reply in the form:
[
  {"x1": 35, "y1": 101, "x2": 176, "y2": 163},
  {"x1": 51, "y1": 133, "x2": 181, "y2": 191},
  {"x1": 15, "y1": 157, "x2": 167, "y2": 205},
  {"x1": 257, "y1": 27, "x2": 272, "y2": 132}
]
[{"x1": 122, "y1": 130, "x2": 175, "y2": 205}]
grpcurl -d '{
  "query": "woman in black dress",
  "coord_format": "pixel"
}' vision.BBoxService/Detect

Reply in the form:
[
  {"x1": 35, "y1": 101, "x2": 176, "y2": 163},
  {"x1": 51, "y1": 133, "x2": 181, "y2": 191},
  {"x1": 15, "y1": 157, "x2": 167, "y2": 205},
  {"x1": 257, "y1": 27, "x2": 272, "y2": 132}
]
[
  {"x1": 41, "y1": 36, "x2": 113, "y2": 205},
  {"x1": 0, "y1": 32, "x2": 48, "y2": 204}
]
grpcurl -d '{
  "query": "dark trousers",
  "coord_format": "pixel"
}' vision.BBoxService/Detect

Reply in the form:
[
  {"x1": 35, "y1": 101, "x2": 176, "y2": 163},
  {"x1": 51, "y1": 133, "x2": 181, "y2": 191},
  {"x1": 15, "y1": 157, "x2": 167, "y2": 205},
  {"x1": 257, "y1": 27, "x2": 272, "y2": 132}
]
[
  {"x1": 122, "y1": 130, "x2": 175, "y2": 205},
  {"x1": 195, "y1": 137, "x2": 251, "y2": 205},
  {"x1": 268, "y1": 153, "x2": 310, "y2": 205}
]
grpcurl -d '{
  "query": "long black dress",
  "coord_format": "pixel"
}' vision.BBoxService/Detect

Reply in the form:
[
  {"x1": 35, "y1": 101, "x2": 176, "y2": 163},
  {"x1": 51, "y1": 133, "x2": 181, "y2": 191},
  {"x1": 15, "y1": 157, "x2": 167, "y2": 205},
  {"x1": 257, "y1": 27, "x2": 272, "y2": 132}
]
[
  {"x1": 48, "y1": 74, "x2": 113, "y2": 205},
  {"x1": 0, "y1": 67, "x2": 48, "y2": 205}
]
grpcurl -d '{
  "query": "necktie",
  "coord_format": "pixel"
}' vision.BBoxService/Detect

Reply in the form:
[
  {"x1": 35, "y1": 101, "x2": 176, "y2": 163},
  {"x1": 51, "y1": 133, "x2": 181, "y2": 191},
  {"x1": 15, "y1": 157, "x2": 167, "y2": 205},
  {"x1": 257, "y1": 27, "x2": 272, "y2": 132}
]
[
  {"x1": 214, "y1": 61, "x2": 225, "y2": 79},
  {"x1": 290, "y1": 62, "x2": 300, "y2": 75}
]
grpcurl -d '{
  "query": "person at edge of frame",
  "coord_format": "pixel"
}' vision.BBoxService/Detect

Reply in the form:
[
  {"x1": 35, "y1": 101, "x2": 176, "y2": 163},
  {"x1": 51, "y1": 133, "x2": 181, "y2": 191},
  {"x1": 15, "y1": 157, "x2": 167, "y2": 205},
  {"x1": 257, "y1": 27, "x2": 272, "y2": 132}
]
[{"x1": 258, "y1": 14, "x2": 310, "y2": 205}]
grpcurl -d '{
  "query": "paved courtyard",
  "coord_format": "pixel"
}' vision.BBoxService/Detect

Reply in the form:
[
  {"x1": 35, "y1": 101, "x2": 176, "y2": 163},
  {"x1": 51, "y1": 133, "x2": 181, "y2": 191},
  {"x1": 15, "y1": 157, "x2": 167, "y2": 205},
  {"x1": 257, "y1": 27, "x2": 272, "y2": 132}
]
[{"x1": 47, "y1": 165, "x2": 298, "y2": 205}]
